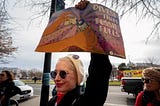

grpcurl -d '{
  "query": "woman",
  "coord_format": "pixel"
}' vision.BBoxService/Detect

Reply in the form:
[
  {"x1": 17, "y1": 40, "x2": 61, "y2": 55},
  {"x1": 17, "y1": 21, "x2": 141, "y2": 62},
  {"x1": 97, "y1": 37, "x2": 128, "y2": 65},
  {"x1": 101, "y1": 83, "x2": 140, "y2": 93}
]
[
  {"x1": 0, "y1": 70, "x2": 20, "y2": 106},
  {"x1": 48, "y1": 53, "x2": 112, "y2": 106},
  {"x1": 48, "y1": 1, "x2": 112, "y2": 106},
  {"x1": 135, "y1": 67, "x2": 160, "y2": 106}
]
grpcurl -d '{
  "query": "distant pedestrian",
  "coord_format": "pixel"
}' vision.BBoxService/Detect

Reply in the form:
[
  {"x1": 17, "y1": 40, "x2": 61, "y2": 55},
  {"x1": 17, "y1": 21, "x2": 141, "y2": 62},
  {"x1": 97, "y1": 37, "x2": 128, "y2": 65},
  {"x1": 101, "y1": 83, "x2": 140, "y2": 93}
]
[
  {"x1": 135, "y1": 67, "x2": 160, "y2": 106},
  {"x1": 33, "y1": 76, "x2": 37, "y2": 84}
]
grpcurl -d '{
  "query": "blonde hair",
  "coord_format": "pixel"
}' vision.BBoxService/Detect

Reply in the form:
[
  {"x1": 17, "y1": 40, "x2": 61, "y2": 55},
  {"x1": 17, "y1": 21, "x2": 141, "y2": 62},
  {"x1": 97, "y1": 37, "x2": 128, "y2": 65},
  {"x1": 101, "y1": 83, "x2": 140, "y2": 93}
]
[
  {"x1": 59, "y1": 57, "x2": 77, "y2": 72},
  {"x1": 58, "y1": 54, "x2": 85, "y2": 85}
]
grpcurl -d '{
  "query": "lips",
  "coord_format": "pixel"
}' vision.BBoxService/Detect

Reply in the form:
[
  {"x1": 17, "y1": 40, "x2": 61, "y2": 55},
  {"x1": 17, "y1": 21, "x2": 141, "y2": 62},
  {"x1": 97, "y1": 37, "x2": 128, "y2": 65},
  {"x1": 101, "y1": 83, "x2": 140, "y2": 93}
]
[{"x1": 56, "y1": 83, "x2": 64, "y2": 88}]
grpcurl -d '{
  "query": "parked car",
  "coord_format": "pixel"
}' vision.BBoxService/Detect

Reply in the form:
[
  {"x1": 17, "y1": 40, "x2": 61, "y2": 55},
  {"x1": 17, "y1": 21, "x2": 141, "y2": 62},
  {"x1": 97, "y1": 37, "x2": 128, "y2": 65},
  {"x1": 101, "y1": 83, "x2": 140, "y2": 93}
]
[
  {"x1": 121, "y1": 77, "x2": 144, "y2": 97},
  {"x1": 11, "y1": 80, "x2": 34, "y2": 101}
]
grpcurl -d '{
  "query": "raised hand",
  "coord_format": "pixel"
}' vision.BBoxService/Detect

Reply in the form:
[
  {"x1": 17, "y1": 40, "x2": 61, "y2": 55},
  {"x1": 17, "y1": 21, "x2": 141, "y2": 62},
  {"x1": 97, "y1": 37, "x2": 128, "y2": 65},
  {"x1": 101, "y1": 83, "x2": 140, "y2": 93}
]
[{"x1": 75, "y1": 0, "x2": 90, "y2": 10}]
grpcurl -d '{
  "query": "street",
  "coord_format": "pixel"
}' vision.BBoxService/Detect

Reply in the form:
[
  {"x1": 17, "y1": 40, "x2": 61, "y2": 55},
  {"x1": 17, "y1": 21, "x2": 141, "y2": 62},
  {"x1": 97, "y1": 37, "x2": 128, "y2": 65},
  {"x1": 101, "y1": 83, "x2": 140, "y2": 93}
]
[
  {"x1": 105, "y1": 86, "x2": 135, "y2": 106},
  {"x1": 19, "y1": 84, "x2": 136, "y2": 106}
]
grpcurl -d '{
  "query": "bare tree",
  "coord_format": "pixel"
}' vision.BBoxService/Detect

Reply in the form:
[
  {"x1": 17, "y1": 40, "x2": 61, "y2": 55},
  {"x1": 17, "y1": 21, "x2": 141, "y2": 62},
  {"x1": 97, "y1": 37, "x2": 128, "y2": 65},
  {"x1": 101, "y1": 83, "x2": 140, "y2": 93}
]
[
  {"x1": 22, "y1": 0, "x2": 160, "y2": 43},
  {"x1": 0, "y1": 0, "x2": 17, "y2": 63},
  {"x1": 145, "y1": 56, "x2": 159, "y2": 66},
  {"x1": 28, "y1": 68, "x2": 42, "y2": 79},
  {"x1": 106, "y1": 0, "x2": 160, "y2": 43},
  {"x1": 0, "y1": 0, "x2": 160, "y2": 63},
  {"x1": 20, "y1": 70, "x2": 28, "y2": 79}
]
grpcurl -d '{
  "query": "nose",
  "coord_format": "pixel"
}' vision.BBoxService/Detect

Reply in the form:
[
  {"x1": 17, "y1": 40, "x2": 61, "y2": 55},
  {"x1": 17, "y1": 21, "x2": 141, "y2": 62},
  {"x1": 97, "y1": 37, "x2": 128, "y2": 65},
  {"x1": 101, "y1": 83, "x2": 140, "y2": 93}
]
[{"x1": 54, "y1": 73, "x2": 61, "y2": 81}]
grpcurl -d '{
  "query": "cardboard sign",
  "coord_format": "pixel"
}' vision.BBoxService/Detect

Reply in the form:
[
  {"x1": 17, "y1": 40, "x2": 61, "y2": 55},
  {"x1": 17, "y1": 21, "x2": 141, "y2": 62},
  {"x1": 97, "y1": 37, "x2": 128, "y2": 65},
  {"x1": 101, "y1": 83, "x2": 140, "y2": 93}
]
[{"x1": 35, "y1": 3, "x2": 126, "y2": 59}]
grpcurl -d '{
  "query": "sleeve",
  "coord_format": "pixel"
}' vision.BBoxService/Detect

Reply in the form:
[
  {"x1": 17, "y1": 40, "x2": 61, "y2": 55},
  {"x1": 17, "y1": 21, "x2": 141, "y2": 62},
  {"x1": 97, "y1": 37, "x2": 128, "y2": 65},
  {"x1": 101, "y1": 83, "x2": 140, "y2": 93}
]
[
  {"x1": 83, "y1": 53, "x2": 112, "y2": 106},
  {"x1": 10, "y1": 85, "x2": 21, "y2": 97},
  {"x1": 135, "y1": 91, "x2": 143, "y2": 106},
  {"x1": 48, "y1": 96, "x2": 57, "y2": 106},
  {"x1": 5, "y1": 82, "x2": 21, "y2": 98}
]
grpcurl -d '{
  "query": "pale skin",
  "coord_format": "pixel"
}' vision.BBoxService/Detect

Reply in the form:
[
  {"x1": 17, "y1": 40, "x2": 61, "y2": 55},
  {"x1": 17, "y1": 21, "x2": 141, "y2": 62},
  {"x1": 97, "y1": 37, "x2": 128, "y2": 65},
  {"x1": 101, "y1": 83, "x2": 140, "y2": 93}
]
[
  {"x1": 0, "y1": 72, "x2": 8, "y2": 82},
  {"x1": 0, "y1": 72, "x2": 9, "y2": 103},
  {"x1": 54, "y1": 60, "x2": 77, "y2": 94},
  {"x1": 143, "y1": 77, "x2": 160, "y2": 101}
]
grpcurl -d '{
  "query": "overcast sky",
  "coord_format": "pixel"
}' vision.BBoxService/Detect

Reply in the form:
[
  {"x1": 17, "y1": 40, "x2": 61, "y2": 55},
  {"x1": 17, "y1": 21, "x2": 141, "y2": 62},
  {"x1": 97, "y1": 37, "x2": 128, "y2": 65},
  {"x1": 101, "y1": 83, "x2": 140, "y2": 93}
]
[{"x1": 1, "y1": 0, "x2": 160, "y2": 70}]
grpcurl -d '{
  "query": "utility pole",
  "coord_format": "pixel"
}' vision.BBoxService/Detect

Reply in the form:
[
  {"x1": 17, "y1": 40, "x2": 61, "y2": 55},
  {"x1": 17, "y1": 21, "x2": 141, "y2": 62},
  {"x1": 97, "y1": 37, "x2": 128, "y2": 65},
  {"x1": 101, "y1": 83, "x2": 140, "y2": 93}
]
[{"x1": 40, "y1": 0, "x2": 65, "y2": 106}]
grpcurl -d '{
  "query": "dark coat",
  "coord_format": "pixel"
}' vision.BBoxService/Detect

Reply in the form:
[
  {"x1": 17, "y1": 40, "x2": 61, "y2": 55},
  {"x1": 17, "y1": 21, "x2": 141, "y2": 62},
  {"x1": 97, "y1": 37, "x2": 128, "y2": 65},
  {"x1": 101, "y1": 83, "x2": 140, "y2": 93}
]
[
  {"x1": 48, "y1": 53, "x2": 112, "y2": 106},
  {"x1": 0, "y1": 79, "x2": 21, "y2": 106},
  {"x1": 135, "y1": 90, "x2": 160, "y2": 106}
]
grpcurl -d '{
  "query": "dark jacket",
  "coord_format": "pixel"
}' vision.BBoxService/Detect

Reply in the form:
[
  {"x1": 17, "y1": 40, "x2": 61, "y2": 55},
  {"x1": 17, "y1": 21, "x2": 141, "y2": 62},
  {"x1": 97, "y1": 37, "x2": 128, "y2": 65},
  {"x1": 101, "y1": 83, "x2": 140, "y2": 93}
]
[
  {"x1": 135, "y1": 90, "x2": 160, "y2": 106},
  {"x1": 48, "y1": 53, "x2": 112, "y2": 106},
  {"x1": 0, "y1": 79, "x2": 21, "y2": 106}
]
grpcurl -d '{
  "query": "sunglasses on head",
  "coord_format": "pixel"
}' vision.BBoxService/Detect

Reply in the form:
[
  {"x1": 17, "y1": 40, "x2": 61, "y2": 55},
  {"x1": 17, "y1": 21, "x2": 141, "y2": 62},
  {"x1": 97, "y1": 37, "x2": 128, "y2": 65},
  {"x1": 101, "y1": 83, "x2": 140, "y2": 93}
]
[
  {"x1": 141, "y1": 78, "x2": 152, "y2": 84},
  {"x1": 50, "y1": 70, "x2": 68, "y2": 79},
  {"x1": 72, "y1": 55, "x2": 79, "y2": 59}
]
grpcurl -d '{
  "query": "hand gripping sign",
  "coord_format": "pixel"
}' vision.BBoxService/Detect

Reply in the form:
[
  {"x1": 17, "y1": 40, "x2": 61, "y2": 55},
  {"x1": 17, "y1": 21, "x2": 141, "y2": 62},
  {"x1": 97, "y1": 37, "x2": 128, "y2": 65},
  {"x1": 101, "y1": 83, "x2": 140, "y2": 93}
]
[{"x1": 35, "y1": 3, "x2": 126, "y2": 59}]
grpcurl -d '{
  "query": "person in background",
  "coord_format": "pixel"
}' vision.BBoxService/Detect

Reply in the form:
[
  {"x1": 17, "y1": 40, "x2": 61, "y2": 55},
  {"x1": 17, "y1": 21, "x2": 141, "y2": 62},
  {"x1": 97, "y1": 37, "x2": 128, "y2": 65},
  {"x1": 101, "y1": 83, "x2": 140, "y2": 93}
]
[
  {"x1": 0, "y1": 74, "x2": 2, "y2": 106},
  {"x1": 48, "y1": 53, "x2": 112, "y2": 106},
  {"x1": 0, "y1": 70, "x2": 21, "y2": 106},
  {"x1": 0, "y1": 75, "x2": 2, "y2": 83},
  {"x1": 33, "y1": 76, "x2": 37, "y2": 84},
  {"x1": 135, "y1": 67, "x2": 160, "y2": 106}
]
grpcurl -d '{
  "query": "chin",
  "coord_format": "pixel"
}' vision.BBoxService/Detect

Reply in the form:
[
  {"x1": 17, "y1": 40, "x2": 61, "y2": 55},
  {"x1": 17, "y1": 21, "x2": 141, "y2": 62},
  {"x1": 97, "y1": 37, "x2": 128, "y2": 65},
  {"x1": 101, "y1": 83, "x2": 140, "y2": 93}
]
[{"x1": 144, "y1": 88, "x2": 153, "y2": 91}]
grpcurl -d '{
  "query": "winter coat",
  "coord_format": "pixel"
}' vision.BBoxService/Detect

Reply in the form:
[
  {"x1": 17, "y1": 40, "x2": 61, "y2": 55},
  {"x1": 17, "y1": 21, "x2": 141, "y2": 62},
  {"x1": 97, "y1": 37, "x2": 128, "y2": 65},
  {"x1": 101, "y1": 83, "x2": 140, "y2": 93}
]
[
  {"x1": 135, "y1": 90, "x2": 160, "y2": 106},
  {"x1": 48, "y1": 53, "x2": 112, "y2": 106},
  {"x1": 0, "y1": 79, "x2": 21, "y2": 106}
]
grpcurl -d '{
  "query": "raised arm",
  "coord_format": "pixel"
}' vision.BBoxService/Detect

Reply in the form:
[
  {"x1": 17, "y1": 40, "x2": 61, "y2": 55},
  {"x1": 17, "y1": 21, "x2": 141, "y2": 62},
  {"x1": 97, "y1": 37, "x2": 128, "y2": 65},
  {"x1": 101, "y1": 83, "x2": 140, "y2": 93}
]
[{"x1": 84, "y1": 53, "x2": 112, "y2": 106}]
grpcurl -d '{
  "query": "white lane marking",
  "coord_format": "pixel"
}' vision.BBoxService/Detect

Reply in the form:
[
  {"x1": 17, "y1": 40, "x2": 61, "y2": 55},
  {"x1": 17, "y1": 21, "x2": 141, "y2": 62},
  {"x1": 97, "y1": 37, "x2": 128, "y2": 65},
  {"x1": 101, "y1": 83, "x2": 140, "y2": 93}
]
[{"x1": 104, "y1": 103, "x2": 133, "y2": 106}]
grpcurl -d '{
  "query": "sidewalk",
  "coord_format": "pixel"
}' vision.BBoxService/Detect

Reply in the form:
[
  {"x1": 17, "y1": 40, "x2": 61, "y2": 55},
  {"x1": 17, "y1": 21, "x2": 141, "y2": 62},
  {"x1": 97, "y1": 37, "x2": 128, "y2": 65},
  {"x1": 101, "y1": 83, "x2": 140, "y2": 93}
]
[{"x1": 19, "y1": 96, "x2": 40, "y2": 106}]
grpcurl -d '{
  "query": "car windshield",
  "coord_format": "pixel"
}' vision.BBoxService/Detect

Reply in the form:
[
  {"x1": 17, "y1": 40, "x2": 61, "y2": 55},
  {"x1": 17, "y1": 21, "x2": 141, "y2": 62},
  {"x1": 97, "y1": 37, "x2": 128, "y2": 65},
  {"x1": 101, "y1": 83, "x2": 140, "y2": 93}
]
[{"x1": 14, "y1": 80, "x2": 25, "y2": 86}]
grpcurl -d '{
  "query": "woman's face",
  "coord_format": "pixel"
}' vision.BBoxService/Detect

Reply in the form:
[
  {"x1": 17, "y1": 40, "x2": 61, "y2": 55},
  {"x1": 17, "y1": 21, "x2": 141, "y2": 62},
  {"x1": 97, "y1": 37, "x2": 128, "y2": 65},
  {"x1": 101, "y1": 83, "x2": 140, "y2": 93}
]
[
  {"x1": 0, "y1": 72, "x2": 8, "y2": 82},
  {"x1": 54, "y1": 60, "x2": 77, "y2": 94},
  {"x1": 143, "y1": 77, "x2": 160, "y2": 91}
]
